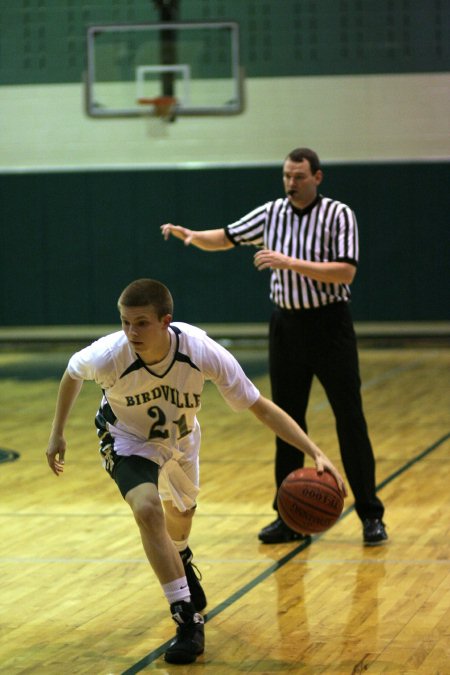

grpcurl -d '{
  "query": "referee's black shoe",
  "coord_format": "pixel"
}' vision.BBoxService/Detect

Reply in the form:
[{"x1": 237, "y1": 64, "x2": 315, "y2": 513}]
[
  {"x1": 180, "y1": 547, "x2": 207, "y2": 612},
  {"x1": 165, "y1": 600, "x2": 205, "y2": 664},
  {"x1": 363, "y1": 518, "x2": 388, "y2": 546},
  {"x1": 258, "y1": 517, "x2": 311, "y2": 544}
]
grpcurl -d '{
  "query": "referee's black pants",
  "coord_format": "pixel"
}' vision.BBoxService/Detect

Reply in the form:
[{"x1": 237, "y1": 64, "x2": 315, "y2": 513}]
[{"x1": 269, "y1": 302, "x2": 384, "y2": 522}]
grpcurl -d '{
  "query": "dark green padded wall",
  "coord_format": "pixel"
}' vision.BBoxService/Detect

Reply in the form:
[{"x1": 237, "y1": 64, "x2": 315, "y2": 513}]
[
  {"x1": 1, "y1": 0, "x2": 449, "y2": 85},
  {"x1": 1, "y1": 162, "x2": 448, "y2": 326}
]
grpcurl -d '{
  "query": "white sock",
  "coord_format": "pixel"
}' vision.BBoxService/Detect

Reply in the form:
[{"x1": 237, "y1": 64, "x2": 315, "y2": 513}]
[{"x1": 162, "y1": 576, "x2": 191, "y2": 605}]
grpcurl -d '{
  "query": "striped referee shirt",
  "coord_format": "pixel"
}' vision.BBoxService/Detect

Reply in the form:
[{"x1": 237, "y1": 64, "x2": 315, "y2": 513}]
[{"x1": 225, "y1": 195, "x2": 359, "y2": 310}]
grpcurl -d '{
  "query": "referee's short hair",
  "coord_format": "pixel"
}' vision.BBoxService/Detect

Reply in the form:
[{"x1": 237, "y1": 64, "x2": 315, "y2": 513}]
[
  {"x1": 118, "y1": 279, "x2": 174, "y2": 318},
  {"x1": 286, "y1": 148, "x2": 321, "y2": 174}
]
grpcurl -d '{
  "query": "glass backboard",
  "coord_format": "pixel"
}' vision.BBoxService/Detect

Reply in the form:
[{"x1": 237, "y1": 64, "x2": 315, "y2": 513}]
[{"x1": 86, "y1": 21, "x2": 243, "y2": 117}]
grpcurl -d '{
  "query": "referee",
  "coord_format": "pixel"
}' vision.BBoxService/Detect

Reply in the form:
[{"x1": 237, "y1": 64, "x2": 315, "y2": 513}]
[{"x1": 161, "y1": 147, "x2": 387, "y2": 546}]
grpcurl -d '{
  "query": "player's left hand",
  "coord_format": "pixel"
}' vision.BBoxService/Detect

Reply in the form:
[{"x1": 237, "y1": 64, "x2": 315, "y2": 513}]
[{"x1": 315, "y1": 456, "x2": 347, "y2": 497}]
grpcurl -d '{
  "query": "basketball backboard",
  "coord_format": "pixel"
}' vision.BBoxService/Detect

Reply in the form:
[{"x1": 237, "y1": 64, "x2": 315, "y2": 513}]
[{"x1": 86, "y1": 21, "x2": 243, "y2": 118}]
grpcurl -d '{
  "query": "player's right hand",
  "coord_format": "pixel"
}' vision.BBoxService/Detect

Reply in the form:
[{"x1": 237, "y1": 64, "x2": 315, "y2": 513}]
[{"x1": 46, "y1": 433, "x2": 66, "y2": 476}]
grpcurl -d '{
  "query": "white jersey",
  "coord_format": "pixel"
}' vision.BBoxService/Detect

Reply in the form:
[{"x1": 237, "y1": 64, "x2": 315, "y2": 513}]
[{"x1": 68, "y1": 322, "x2": 260, "y2": 467}]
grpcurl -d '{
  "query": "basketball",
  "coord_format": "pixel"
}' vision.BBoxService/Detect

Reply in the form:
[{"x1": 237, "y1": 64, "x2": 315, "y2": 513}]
[{"x1": 277, "y1": 467, "x2": 344, "y2": 534}]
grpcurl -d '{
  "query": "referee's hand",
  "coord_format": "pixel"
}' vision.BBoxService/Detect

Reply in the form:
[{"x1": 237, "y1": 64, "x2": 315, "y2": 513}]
[
  {"x1": 161, "y1": 223, "x2": 194, "y2": 246},
  {"x1": 254, "y1": 249, "x2": 290, "y2": 271}
]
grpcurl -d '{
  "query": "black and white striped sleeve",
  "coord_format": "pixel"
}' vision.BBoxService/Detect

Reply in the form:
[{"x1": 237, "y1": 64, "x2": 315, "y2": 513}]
[{"x1": 224, "y1": 202, "x2": 272, "y2": 247}]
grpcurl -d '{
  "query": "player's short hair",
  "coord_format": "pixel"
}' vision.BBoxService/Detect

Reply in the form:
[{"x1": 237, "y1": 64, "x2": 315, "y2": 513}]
[
  {"x1": 118, "y1": 279, "x2": 173, "y2": 318},
  {"x1": 286, "y1": 148, "x2": 321, "y2": 174}
]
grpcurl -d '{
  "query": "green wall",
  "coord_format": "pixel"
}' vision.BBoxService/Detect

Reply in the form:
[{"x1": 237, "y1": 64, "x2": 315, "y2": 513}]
[
  {"x1": 1, "y1": 162, "x2": 448, "y2": 326},
  {"x1": 2, "y1": 0, "x2": 449, "y2": 85}
]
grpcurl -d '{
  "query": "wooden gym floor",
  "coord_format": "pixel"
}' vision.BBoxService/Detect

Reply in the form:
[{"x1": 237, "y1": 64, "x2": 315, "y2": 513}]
[{"x1": 0, "y1": 337, "x2": 449, "y2": 674}]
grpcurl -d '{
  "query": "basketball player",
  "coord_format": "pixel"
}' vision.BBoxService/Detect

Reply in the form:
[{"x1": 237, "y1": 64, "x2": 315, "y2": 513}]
[
  {"x1": 46, "y1": 278, "x2": 346, "y2": 665},
  {"x1": 161, "y1": 147, "x2": 388, "y2": 547}
]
